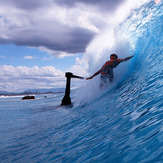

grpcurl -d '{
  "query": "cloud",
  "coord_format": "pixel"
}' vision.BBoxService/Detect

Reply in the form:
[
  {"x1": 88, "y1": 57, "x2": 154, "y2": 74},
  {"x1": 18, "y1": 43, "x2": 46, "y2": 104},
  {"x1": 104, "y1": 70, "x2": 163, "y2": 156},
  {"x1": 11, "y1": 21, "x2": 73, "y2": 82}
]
[
  {"x1": 55, "y1": 0, "x2": 124, "y2": 12},
  {"x1": 7, "y1": 26, "x2": 95, "y2": 54},
  {"x1": 0, "y1": 55, "x2": 6, "y2": 58},
  {"x1": 0, "y1": 3, "x2": 96, "y2": 55},
  {"x1": 0, "y1": 55, "x2": 89, "y2": 91},
  {"x1": 0, "y1": 0, "x2": 126, "y2": 57},
  {"x1": 1, "y1": 0, "x2": 124, "y2": 12},
  {"x1": 0, "y1": 65, "x2": 65, "y2": 91},
  {"x1": 0, "y1": 0, "x2": 47, "y2": 10},
  {"x1": 23, "y1": 56, "x2": 35, "y2": 59},
  {"x1": 68, "y1": 56, "x2": 89, "y2": 76}
]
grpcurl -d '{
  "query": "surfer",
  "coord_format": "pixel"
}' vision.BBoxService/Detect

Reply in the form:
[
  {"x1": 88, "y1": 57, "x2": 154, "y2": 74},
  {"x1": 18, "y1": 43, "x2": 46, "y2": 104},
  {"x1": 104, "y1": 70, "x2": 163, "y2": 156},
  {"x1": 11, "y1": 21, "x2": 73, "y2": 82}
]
[{"x1": 86, "y1": 54, "x2": 134, "y2": 87}]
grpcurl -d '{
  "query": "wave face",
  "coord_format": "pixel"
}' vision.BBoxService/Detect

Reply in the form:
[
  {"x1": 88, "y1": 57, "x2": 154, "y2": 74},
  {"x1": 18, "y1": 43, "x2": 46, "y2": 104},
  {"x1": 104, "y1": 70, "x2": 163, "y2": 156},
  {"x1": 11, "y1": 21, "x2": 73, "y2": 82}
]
[{"x1": 0, "y1": 1, "x2": 162, "y2": 163}]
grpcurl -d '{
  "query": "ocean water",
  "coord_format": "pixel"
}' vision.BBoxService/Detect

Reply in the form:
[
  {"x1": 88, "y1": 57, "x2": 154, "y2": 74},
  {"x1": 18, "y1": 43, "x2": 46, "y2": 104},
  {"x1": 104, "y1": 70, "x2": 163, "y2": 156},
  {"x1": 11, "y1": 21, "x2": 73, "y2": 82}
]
[{"x1": 0, "y1": 1, "x2": 163, "y2": 163}]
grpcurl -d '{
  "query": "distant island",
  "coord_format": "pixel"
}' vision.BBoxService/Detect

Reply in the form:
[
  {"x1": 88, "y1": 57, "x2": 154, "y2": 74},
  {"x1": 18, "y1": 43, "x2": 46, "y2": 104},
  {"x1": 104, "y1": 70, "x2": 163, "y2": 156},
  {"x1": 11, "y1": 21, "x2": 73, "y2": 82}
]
[{"x1": 0, "y1": 88, "x2": 65, "y2": 96}]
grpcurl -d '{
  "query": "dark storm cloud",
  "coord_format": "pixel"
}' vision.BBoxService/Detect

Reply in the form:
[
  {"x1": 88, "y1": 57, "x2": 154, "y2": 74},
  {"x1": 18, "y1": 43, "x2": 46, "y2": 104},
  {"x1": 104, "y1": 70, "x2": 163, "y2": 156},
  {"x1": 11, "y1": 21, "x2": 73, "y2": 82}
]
[
  {"x1": 1, "y1": 25, "x2": 95, "y2": 54},
  {"x1": 0, "y1": 0, "x2": 124, "y2": 11},
  {"x1": 0, "y1": 0, "x2": 126, "y2": 56},
  {"x1": 0, "y1": 0, "x2": 46, "y2": 10},
  {"x1": 55, "y1": 0, "x2": 124, "y2": 12}
]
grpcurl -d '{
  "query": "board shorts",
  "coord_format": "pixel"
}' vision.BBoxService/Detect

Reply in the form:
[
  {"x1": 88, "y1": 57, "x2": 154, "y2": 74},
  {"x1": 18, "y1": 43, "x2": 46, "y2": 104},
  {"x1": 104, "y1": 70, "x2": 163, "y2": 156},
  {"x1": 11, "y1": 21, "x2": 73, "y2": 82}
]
[{"x1": 100, "y1": 69, "x2": 114, "y2": 86}]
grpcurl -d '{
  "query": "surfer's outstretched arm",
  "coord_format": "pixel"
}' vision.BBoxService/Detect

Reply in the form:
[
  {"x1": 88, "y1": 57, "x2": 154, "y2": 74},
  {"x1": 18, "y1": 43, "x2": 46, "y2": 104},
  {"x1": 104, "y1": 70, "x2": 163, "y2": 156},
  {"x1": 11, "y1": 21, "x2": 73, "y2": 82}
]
[
  {"x1": 86, "y1": 69, "x2": 102, "y2": 80},
  {"x1": 121, "y1": 55, "x2": 134, "y2": 62}
]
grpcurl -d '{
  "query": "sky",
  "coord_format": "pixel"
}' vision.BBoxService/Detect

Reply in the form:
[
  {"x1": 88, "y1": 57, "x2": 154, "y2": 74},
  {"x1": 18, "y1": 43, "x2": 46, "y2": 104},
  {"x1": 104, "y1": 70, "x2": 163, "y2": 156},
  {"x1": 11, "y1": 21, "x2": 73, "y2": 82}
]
[{"x1": 0, "y1": 0, "x2": 155, "y2": 92}]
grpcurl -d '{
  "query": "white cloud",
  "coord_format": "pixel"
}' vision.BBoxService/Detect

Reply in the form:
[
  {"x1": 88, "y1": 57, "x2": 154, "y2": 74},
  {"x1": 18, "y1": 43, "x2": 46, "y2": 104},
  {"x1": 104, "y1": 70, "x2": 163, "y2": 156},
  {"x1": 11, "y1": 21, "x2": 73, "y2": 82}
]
[
  {"x1": 23, "y1": 56, "x2": 35, "y2": 59},
  {"x1": 0, "y1": 55, "x2": 6, "y2": 58},
  {"x1": 67, "y1": 55, "x2": 89, "y2": 77},
  {"x1": 0, "y1": 65, "x2": 65, "y2": 92}
]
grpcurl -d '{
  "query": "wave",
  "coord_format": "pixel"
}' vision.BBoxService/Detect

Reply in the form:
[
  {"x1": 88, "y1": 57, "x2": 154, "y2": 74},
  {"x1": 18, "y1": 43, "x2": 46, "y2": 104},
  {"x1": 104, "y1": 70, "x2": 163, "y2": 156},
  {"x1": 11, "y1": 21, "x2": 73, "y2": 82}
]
[
  {"x1": 1, "y1": 1, "x2": 162, "y2": 163},
  {"x1": 74, "y1": 1, "x2": 162, "y2": 107}
]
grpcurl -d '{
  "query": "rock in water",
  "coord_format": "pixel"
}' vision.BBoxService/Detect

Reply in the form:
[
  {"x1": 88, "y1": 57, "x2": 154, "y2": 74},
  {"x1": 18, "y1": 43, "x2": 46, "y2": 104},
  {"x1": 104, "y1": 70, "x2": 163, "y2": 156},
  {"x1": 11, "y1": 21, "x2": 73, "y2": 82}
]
[{"x1": 22, "y1": 95, "x2": 35, "y2": 100}]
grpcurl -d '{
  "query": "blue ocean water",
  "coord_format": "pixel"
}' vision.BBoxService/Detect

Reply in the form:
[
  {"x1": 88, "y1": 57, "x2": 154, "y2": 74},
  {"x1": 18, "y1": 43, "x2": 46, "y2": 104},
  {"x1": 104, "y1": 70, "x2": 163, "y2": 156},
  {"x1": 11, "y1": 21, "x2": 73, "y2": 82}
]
[{"x1": 0, "y1": 1, "x2": 163, "y2": 163}]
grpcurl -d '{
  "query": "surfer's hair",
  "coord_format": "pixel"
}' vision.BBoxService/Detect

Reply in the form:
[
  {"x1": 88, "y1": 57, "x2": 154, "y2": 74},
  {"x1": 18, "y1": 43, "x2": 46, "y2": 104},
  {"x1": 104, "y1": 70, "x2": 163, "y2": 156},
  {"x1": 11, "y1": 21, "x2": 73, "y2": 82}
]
[{"x1": 110, "y1": 54, "x2": 118, "y2": 59}]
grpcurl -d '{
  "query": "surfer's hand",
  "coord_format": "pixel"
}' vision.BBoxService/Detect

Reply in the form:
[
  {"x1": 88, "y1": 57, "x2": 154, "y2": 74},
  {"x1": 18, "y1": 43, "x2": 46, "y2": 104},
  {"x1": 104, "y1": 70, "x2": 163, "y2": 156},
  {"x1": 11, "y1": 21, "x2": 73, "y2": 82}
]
[{"x1": 86, "y1": 77, "x2": 93, "y2": 80}]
